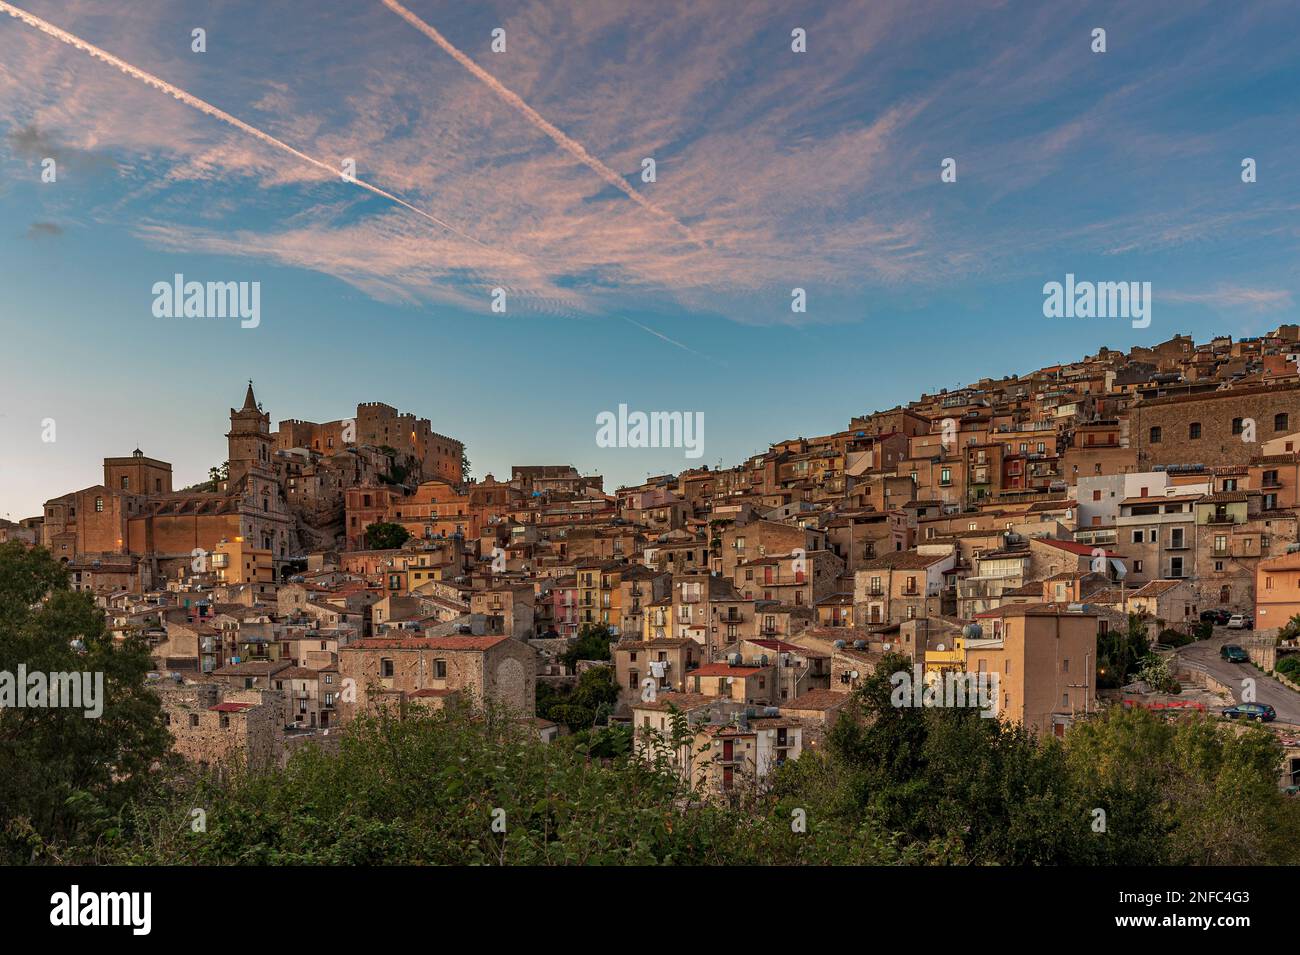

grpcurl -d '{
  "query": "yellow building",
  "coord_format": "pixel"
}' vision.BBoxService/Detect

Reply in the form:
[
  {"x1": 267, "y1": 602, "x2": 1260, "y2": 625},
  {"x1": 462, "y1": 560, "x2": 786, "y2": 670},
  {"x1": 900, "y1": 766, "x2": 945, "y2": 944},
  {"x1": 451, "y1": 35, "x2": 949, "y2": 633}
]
[
  {"x1": 967, "y1": 605, "x2": 1099, "y2": 738},
  {"x1": 404, "y1": 552, "x2": 448, "y2": 592},
  {"x1": 922, "y1": 634, "x2": 966, "y2": 683},
  {"x1": 213, "y1": 538, "x2": 275, "y2": 591},
  {"x1": 577, "y1": 562, "x2": 624, "y2": 632},
  {"x1": 643, "y1": 596, "x2": 674, "y2": 641}
]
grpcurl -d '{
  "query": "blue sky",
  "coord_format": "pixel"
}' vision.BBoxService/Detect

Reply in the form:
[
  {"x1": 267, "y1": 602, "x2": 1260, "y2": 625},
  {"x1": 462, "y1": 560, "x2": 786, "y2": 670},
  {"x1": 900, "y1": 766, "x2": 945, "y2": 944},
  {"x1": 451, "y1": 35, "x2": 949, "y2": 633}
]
[{"x1": 1, "y1": 0, "x2": 1298, "y2": 519}]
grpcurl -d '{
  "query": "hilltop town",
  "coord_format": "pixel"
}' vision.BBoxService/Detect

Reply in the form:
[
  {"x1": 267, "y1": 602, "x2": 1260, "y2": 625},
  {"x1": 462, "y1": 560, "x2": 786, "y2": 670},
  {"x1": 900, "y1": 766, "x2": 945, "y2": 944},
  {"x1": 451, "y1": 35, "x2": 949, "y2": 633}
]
[{"x1": 5, "y1": 324, "x2": 1300, "y2": 789}]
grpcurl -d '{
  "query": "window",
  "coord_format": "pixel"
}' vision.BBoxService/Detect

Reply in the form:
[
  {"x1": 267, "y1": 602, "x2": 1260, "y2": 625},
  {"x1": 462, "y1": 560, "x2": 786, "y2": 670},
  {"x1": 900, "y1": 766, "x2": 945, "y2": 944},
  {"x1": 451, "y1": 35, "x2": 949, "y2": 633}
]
[
  {"x1": 1276, "y1": 413, "x2": 1290, "y2": 432},
  {"x1": 1092, "y1": 490, "x2": 1101, "y2": 501},
  {"x1": 1189, "y1": 422, "x2": 1201, "y2": 439},
  {"x1": 1131, "y1": 530, "x2": 1144, "y2": 544},
  {"x1": 189, "y1": 713, "x2": 200, "y2": 727},
  {"x1": 1232, "y1": 417, "x2": 1244, "y2": 434},
  {"x1": 94, "y1": 497, "x2": 104, "y2": 512},
  {"x1": 121, "y1": 476, "x2": 129, "y2": 489},
  {"x1": 434, "y1": 659, "x2": 447, "y2": 679},
  {"x1": 1149, "y1": 426, "x2": 1161, "y2": 444},
  {"x1": 380, "y1": 658, "x2": 395, "y2": 678},
  {"x1": 1062, "y1": 658, "x2": 1069, "y2": 673}
]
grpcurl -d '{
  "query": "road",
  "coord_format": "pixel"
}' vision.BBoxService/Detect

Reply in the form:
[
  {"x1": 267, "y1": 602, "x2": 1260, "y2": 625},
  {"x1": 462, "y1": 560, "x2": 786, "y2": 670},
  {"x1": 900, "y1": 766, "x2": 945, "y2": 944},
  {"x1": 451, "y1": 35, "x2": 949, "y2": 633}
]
[{"x1": 1176, "y1": 628, "x2": 1300, "y2": 726}]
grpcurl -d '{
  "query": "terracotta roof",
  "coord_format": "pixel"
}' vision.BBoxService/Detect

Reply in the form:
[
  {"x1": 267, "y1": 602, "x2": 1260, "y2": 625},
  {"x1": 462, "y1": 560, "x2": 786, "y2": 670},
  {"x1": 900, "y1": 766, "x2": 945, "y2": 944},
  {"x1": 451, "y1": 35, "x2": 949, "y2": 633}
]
[
  {"x1": 631, "y1": 691, "x2": 716, "y2": 712},
  {"x1": 343, "y1": 636, "x2": 510, "y2": 651},
  {"x1": 1200, "y1": 491, "x2": 1249, "y2": 504},
  {"x1": 691, "y1": 663, "x2": 768, "y2": 677},
  {"x1": 1036, "y1": 538, "x2": 1116, "y2": 557},
  {"x1": 213, "y1": 661, "x2": 290, "y2": 676},
  {"x1": 1129, "y1": 579, "x2": 1188, "y2": 597},
  {"x1": 786, "y1": 688, "x2": 850, "y2": 711},
  {"x1": 1120, "y1": 494, "x2": 1203, "y2": 505},
  {"x1": 858, "y1": 551, "x2": 951, "y2": 570},
  {"x1": 975, "y1": 604, "x2": 1098, "y2": 618}
]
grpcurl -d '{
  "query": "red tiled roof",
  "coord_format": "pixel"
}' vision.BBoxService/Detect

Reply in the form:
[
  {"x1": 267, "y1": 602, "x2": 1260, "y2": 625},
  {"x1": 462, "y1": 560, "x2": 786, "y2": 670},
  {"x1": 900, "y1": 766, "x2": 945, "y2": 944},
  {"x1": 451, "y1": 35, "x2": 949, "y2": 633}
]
[
  {"x1": 691, "y1": 663, "x2": 767, "y2": 677},
  {"x1": 344, "y1": 636, "x2": 509, "y2": 651}
]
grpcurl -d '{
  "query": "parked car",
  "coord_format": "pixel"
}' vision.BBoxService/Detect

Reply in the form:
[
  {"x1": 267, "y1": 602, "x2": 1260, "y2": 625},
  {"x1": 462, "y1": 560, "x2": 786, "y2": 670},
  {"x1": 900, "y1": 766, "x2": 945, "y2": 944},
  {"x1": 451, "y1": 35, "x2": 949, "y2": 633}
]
[
  {"x1": 1200, "y1": 609, "x2": 1232, "y2": 625},
  {"x1": 1227, "y1": 614, "x2": 1253, "y2": 630},
  {"x1": 1220, "y1": 644, "x2": 1249, "y2": 662},
  {"x1": 1222, "y1": 702, "x2": 1275, "y2": 722}
]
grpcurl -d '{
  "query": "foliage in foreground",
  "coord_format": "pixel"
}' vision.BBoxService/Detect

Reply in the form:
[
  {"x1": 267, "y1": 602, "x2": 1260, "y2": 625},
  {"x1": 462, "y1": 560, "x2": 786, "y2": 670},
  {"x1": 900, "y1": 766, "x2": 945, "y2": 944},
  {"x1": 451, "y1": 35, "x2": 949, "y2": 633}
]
[
  {"x1": 6, "y1": 540, "x2": 1298, "y2": 866},
  {"x1": 773, "y1": 652, "x2": 1300, "y2": 865},
  {"x1": 95, "y1": 704, "x2": 913, "y2": 866}
]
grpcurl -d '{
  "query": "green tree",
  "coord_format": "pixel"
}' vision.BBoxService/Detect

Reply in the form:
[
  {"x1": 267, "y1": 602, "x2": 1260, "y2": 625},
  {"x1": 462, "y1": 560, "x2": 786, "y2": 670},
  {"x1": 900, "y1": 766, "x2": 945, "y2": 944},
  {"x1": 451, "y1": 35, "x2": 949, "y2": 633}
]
[
  {"x1": 1097, "y1": 613, "x2": 1150, "y2": 688},
  {"x1": 97, "y1": 702, "x2": 897, "y2": 865},
  {"x1": 793, "y1": 653, "x2": 1109, "y2": 864},
  {"x1": 460, "y1": 450, "x2": 472, "y2": 482},
  {"x1": 559, "y1": 623, "x2": 615, "y2": 670},
  {"x1": 1136, "y1": 653, "x2": 1180, "y2": 694},
  {"x1": 1066, "y1": 706, "x2": 1300, "y2": 865},
  {"x1": 0, "y1": 542, "x2": 171, "y2": 863},
  {"x1": 537, "y1": 665, "x2": 618, "y2": 731},
  {"x1": 364, "y1": 522, "x2": 410, "y2": 550}
]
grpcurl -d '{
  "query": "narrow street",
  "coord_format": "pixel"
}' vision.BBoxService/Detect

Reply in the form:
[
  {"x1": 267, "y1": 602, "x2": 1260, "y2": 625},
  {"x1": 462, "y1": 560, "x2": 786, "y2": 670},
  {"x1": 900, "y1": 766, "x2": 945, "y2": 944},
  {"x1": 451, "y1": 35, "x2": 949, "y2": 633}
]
[{"x1": 1176, "y1": 628, "x2": 1300, "y2": 726}]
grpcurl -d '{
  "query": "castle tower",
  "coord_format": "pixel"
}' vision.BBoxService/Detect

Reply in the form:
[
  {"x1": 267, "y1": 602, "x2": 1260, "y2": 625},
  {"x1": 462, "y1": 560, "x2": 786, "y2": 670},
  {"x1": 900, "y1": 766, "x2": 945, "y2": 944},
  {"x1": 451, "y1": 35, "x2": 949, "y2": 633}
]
[{"x1": 226, "y1": 380, "x2": 273, "y2": 488}]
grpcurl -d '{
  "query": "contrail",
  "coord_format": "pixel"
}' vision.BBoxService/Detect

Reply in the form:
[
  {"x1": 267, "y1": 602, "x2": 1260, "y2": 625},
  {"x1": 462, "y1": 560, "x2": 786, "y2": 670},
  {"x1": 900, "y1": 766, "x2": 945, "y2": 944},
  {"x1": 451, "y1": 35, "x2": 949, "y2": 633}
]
[
  {"x1": 621, "y1": 316, "x2": 719, "y2": 363},
  {"x1": 0, "y1": 0, "x2": 493, "y2": 250},
  {"x1": 0, "y1": 0, "x2": 711, "y2": 360},
  {"x1": 381, "y1": 0, "x2": 700, "y2": 245}
]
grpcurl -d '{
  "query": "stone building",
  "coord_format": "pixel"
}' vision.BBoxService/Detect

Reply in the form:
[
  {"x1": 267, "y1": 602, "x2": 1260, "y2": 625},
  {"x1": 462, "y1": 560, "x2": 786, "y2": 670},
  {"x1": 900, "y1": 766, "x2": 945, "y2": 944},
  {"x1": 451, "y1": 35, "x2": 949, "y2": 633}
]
[
  {"x1": 1132, "y1": 383, "x2": 1300, "y2": 469},
  {"x1": 158, "y1": 681, "x2": 284, "y2": 770},
  {"x1": 338, "y1": 635, "x2": 537, "y2": 719}
]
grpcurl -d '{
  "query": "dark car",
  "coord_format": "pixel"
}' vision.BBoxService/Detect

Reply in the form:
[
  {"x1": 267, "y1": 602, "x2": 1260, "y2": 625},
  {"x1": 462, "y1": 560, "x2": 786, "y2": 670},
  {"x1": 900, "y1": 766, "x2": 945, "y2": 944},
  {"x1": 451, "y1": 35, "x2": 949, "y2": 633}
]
[
  {"x1": 1222, "y1": 702, "x2": 1276, "y2": 722},
  {"x1": 1220, "y1": 644, "x2": 1249, "y2": 663},
  {"x1": 1200, "y1": 609, "x2": 1232, "y2": 625}
]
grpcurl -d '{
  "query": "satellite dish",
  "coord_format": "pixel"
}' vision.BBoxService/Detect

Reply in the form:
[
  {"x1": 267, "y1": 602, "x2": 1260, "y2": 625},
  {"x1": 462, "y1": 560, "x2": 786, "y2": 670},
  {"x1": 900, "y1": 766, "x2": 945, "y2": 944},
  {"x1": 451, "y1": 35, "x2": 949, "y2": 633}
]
[{"x1": 936, "y1": 642, "x2": 946, "y2": 652}]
